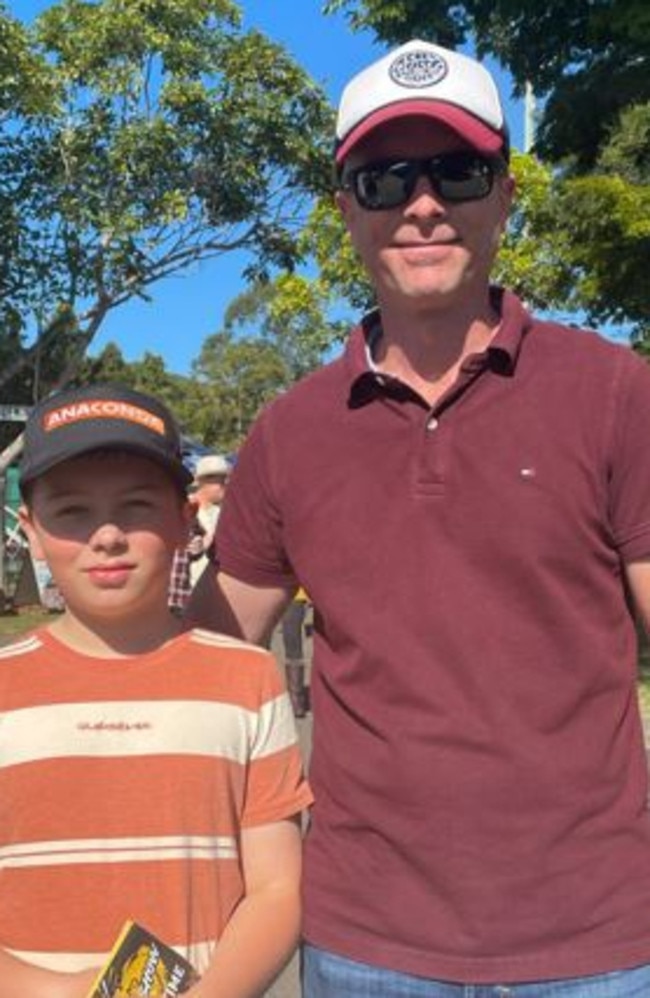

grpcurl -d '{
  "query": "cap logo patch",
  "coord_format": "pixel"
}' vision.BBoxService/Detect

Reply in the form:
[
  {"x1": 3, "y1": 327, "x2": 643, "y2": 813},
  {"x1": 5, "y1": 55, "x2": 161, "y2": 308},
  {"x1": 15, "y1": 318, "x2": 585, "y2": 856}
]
[
  {"x1": 388, "y1": 49, "x2": 448, "y2": 89},
  {"x1": 43, "y1": 400, "x2": 166, "y2": 436}
]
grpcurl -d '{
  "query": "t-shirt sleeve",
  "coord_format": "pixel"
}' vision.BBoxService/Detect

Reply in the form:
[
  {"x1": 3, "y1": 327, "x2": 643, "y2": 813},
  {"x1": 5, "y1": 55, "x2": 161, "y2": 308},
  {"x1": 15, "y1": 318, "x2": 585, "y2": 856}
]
[
  {"x1": 216, "y1": 408, "x2": 298, "y2": 590},
  {"x1": 609, "y1": 350, "x2": 650, "y2": 563},
  {"x1": 241, "y1": 654, "x2": 312, "y2": 828}
]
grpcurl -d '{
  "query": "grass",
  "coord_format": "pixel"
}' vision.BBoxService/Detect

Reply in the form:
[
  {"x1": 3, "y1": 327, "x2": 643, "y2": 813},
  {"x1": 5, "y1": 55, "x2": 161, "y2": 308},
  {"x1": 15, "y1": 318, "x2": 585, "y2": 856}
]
[{"x1": 0, "y1": 605, "x2": 52, "y2": 642}]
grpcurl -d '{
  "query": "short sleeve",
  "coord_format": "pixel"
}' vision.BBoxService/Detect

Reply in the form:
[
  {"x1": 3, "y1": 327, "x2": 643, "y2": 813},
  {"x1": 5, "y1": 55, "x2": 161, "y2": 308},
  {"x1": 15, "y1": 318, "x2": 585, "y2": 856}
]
[
  {"x1": 216, "y1": 408, "x2": 298, "y2": 590},
  {"x1": 608, "y1": 351, "x2": 650, "y2": 563}
]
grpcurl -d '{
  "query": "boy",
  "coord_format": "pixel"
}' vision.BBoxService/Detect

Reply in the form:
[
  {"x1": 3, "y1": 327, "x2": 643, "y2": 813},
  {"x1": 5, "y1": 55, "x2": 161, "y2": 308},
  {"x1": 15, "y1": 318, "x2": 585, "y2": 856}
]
[{"x1": 0, "y1": 384, "x2": 312, "y2": 998}]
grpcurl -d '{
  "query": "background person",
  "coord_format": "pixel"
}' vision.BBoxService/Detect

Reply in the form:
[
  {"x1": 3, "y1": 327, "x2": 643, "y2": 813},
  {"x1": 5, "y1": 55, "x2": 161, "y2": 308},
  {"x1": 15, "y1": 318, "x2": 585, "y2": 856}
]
[
  {"x1": 189, "y1": 453, "x2": 230, "y2": 586},
  {"x1": 280, "y1": 588, "x2": 311, "y2": 718},
  {"x1": 1, "y1": 383, "x2": 311, "y2": 998},
  {"x1": 191, "y1": 39, "x2": 650, "y2": 997}
]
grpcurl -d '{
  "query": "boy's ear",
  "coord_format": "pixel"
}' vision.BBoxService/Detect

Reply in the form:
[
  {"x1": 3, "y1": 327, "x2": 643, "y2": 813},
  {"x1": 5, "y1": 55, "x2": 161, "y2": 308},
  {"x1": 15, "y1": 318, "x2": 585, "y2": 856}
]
[{"x1": 17, "y1": 505, "x2": 45, "y2": 561}]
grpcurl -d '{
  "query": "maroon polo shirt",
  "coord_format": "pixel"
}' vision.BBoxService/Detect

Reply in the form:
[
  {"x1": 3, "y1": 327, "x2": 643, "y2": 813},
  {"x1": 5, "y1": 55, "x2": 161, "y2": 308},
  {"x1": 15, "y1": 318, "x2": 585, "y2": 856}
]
[{"x1": 217, "y1": 289, "x2": 650, "y2": 983}]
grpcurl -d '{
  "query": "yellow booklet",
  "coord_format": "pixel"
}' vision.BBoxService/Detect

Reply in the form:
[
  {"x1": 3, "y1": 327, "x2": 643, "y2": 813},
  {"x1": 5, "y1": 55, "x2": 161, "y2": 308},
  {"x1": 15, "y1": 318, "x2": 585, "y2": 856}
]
[{"x1": 86, "y1": 919, "x2": 199, "y2": 997}]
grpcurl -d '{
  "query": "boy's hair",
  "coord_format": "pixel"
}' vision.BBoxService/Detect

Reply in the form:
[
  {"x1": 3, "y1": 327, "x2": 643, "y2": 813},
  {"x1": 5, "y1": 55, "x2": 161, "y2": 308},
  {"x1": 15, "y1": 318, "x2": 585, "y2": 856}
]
[{"x1": 20, "y1": 383, "x2": 193, "y2": 498}]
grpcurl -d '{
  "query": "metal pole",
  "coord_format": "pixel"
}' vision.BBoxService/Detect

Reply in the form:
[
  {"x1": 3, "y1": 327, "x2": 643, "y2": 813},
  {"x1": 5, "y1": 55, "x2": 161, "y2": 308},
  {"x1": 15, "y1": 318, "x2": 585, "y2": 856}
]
[
  {"x1": 524, "y1": 80, "x2": 536, "y2": 153},
  {"x1": 0, "y1": 472, "x2": 6, "y2": 612}
]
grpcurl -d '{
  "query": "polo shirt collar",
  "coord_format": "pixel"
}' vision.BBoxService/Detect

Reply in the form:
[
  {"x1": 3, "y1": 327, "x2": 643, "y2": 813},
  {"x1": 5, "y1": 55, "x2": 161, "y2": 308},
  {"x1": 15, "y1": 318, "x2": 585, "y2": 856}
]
[{"x1": 347, "y1": 288, "x2": 532, "y2": 408}]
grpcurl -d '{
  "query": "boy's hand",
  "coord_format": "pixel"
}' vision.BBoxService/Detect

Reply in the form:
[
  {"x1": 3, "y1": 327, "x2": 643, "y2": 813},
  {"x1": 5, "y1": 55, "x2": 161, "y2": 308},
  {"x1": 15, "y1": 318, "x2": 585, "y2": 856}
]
[{"x1": 45, "y1": 966, "x2": 100, "y2": 998}]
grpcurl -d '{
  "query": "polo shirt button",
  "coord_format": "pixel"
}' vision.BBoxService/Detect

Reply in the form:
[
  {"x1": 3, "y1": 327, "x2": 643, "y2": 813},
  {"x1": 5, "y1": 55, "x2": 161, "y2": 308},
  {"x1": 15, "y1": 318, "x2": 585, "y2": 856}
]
[{"x1": 426, "y1": 416, "x2": 439, "y2": 431}]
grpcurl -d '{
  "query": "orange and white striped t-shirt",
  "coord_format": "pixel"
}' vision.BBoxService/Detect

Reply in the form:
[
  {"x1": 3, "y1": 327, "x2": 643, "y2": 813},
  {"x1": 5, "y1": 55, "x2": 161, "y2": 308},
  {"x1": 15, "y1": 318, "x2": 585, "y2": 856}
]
[{"x1": 0, "y1": 627, "x2": 312, "y2": 974}]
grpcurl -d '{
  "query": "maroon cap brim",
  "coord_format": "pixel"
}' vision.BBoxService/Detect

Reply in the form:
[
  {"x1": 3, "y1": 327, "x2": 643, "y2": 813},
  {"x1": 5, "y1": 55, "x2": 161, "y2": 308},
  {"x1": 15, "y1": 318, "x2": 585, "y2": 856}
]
[{"x1": 335, "y1": 100, "x2": 505, "y2": 164}]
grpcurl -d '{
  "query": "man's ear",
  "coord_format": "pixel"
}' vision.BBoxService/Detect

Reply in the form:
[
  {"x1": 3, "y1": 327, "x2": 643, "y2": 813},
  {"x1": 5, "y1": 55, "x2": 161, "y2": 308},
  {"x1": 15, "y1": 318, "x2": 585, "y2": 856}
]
[
  {"x1": 335, "y1": 188, "x2": 352, "y2": 226},
  {"x1": 500, "y1": 171, "x2": 516, "y2": 209},
  {"x1": 17, "y1": 505, "x2": 45, "y2": 561}
]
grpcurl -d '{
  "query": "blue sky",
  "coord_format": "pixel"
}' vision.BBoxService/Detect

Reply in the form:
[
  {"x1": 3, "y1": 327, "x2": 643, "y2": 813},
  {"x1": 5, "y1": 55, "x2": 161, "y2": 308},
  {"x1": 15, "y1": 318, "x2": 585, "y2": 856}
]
[{"x1": 13, "y1": 1, "x2": 528, "y2": 374}]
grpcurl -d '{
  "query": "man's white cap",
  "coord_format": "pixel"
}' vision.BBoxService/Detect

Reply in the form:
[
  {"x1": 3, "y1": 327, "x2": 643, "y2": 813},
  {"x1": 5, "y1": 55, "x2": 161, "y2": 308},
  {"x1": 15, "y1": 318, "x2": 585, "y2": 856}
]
[
  {"x1": 335, "y1": 39, "x2": 508, "y2": 165},
  {"x1": 195, "y1": 454, "x2": 230, "y2": 479}
]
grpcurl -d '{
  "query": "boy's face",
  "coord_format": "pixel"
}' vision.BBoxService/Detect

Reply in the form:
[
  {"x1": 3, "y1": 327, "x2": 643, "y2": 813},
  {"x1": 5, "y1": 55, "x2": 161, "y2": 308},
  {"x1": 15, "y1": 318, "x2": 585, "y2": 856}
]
[{"x1": 19, "y1": 452, "x2": 189, "y2": 626}]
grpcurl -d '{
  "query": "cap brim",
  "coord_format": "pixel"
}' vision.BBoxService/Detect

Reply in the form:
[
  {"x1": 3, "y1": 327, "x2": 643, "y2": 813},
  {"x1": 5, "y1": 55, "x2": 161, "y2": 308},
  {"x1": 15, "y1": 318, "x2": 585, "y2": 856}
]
[
  {"x1": 335, "y1": 100, "x2": 505, "y2": 164},
  {"x1": 20, "y1": 443, "x2": 193, "y2": 492}
]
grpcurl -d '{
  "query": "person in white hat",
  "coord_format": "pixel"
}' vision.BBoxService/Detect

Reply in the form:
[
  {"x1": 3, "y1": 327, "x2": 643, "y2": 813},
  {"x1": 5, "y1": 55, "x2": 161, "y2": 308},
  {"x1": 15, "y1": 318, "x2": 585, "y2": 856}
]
[
  {"x1": 192, "y1": 39, "x2": 650, "y2": 996},
  {"x1": 188, "y1": 454, "x2": 230, "y2": 586}
]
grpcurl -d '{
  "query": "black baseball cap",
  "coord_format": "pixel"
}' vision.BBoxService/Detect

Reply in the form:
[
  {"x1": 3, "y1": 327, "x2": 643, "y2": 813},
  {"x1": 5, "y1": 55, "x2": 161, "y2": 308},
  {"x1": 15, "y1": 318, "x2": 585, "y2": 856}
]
[{"x1": 20, "y1": 383, "x2": 193, "y2": 494}]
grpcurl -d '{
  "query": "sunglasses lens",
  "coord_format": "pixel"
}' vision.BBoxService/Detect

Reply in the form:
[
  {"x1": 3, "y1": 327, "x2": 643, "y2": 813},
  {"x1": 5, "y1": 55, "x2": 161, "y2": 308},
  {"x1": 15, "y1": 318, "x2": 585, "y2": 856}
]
[
  {"x1": 436, "y1": 154, "x2": 495, "y2": 202},
  {"x1": 353, "y1": 162, "x2": 416, "y2": 210},
  {"x1": 347, "y1": 154, "x2": 501, "y2": 210}
]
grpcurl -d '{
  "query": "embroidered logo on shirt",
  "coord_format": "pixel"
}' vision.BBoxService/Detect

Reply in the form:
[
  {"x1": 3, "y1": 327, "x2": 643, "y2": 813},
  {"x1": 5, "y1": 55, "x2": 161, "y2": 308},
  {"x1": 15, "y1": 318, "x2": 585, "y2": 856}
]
[{"x1": 78, "y1": 721, "x2": 152, "y2": 732}]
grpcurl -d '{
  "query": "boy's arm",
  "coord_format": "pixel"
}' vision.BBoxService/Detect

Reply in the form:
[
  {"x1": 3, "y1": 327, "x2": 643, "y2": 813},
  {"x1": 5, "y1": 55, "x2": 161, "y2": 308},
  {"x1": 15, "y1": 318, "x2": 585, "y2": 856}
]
[
  {"x1": 184, "y1": 815, "x2": 303, "y2": 998},
  {"x1": 0, "y1": 950, "x2": 98, "y2": 998}
]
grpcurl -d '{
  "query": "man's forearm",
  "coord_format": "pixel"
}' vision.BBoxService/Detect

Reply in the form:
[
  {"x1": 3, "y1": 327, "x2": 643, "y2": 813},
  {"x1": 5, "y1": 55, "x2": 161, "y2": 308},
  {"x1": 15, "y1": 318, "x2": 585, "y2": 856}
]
[
  {"x1": 186, "y1": 569, "x2": 293, "y2": 646},
  {"x1": 185, "y1": 568, "x2": 245, "y2": 635}
]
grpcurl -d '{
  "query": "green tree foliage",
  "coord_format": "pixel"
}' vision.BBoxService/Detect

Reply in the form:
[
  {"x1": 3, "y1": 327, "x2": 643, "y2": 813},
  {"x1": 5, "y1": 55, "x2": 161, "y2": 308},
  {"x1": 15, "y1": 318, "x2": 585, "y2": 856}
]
[
  {"x1": 494, "y1": 153, "x2": 575, "y2": 311},
  {"x1": 0, "y1": 3, "x2": 56, "y2": 115},
  {"x1": 0, "y1": 0, "x2": 333, "y2": 439},
  {"x1": 189, "y1": 330, "x2": 290, "y2": 452},
  {"x1": 175, "y1": 275, "x2": 351, "y2": 455},
  {"x1": 78, "y1": 343, "x2": 204, "y2": 447},
  {"x1": 79, "y1": 342, "x2": 134, "y2": 387},
  {"x1": 222, "y1": 278, "x2": 349, "y2": 378},
  {"x1": 0, "y1": 5, "x2": 58, "y2": 397}
]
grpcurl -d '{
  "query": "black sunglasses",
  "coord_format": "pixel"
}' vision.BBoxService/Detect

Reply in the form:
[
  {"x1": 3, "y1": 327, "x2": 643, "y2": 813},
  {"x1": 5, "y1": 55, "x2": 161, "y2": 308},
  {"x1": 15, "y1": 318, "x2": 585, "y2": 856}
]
[{"x1": 341, "y1": 151, "x2": 507, "y2": 211}]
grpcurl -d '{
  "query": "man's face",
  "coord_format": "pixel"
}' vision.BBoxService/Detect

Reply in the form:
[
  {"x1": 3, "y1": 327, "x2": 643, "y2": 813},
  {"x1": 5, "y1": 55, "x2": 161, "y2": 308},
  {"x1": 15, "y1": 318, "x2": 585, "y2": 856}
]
[{"x1": 336, "y1": 118, "x2": 514, "y2": 316}]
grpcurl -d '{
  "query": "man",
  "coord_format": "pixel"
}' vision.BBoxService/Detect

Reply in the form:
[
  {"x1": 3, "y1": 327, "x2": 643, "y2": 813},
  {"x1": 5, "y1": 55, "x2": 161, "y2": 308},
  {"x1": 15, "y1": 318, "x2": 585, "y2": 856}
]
[{"x1": 192, "y1": 39, "x2": 650, "y2": 996}]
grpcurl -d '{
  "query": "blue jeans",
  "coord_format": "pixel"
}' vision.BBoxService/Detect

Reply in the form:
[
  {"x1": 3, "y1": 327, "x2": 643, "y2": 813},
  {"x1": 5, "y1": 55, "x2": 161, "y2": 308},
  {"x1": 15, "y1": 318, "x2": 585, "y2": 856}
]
[{"x1": 302, "y1": 944, "x2": 650, "y2": 997}]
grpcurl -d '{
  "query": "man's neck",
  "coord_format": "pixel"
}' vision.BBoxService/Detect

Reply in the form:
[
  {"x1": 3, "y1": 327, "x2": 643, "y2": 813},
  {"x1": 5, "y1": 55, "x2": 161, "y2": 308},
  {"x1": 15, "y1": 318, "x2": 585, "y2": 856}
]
[{"x1": 371, "y1": 298, "x2": 500, "y2": 406}]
